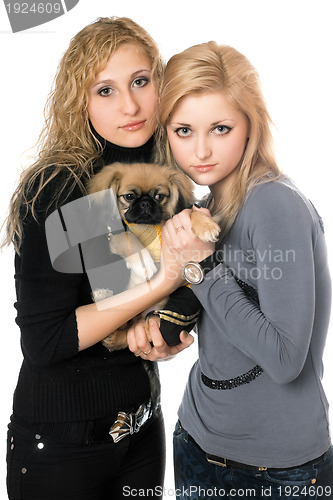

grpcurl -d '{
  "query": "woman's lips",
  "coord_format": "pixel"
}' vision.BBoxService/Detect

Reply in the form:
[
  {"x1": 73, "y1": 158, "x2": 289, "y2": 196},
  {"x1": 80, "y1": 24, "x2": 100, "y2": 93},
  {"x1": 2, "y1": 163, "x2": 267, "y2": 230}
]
[
  {"x1": 192, "y1": 164, "x2": 216, "y2": 172},
  {"x1": 121, "y1": 120, "x2": 146, "y2": 131}
]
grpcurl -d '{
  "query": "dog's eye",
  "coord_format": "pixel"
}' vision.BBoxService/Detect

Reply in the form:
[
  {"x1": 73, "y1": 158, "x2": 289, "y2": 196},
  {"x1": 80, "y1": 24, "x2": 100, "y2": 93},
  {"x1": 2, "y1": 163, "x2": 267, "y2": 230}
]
[
  {"x1": 155, "y1": 193, "x2": 167, "y2": 202},
  {"x1": 122, "y1": 193, "x2": 137, "y2": 202}
]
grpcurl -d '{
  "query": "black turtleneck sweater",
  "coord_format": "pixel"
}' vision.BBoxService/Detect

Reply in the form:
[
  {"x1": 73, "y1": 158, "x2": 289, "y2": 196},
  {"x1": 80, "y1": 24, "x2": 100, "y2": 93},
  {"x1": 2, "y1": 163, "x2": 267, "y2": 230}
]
[{"x1": 12, "y1": 137, "x2": 155, "y2": 441}]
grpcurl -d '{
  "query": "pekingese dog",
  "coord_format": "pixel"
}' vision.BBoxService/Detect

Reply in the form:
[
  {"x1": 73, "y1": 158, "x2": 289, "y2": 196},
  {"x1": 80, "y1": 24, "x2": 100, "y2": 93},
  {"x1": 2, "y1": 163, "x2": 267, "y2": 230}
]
[{"x1": 88, "y1": 162, "x2": 220, "y2": 351}]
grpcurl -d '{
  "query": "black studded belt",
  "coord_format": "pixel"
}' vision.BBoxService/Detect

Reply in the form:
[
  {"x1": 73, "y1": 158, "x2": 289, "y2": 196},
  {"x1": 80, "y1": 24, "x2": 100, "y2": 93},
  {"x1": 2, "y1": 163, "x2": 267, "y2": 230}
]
[{"x1": 201, "y1": 365, "x2": 263, "y2": 390}]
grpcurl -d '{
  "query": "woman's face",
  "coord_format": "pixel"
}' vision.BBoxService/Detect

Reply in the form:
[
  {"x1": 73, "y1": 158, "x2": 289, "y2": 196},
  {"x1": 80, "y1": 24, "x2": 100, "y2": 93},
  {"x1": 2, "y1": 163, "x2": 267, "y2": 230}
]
[
  {"x1": 167, "y1": 92, "x2": 249, "y2": 199},
  {"x1": 88, "y1": 43, "x2": 157, "y2": 148}
]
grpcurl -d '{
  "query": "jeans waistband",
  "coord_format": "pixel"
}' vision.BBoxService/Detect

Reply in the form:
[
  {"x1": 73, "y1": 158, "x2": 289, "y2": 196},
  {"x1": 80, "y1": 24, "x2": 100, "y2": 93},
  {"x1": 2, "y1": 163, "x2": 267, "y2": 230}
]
[{"x1": 186, "y1": 429, "x2": 331, "y2": 472}]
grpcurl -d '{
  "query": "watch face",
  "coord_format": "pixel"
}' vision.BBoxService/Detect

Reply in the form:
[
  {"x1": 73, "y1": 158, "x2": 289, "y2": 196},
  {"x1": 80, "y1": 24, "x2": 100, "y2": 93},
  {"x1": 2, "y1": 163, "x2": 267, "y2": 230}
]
[{"x1": 183, "y1": 262, "x2": 204, "y2": 284}]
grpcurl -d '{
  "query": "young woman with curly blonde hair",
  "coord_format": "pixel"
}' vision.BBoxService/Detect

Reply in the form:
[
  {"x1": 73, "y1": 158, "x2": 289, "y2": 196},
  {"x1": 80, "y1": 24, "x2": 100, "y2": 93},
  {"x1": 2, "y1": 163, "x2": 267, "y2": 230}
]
[{"x1": 3, "y1": 17, "x2": 192, "y2": 500}]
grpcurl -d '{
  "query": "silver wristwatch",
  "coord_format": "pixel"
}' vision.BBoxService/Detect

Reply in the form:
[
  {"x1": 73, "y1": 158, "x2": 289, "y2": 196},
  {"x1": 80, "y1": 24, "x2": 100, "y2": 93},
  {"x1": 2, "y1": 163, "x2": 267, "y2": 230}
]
[{"x1": 183, "y1": 252, "x2": 222, "y2": 285}]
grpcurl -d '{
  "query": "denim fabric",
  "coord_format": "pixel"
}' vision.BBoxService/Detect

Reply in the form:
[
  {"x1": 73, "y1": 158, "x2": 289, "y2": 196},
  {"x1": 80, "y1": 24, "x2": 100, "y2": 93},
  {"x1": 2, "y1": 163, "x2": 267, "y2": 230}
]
[
  {"x1": 173, "y1": 421, "x2": 333, "y2": 499},
  {"x1": 6, "y1": 413, "x2": 165, "y2": 500}
]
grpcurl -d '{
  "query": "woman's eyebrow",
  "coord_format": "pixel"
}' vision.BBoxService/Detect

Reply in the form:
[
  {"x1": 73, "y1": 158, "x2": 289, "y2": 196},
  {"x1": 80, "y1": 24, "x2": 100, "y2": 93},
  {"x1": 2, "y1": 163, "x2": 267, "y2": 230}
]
[
  {"x1": 169, "y1": 122, "x2": 192, "y2": 127},
  {"x1": 92, "y1": 69, "x2": 151, "y2": 88},
  {"x1": 169, "y1": 119, "x2": 236, "y2": 127},
  {"x1": 92, "y1": 79, "x2": 114, "y2": 88},
  {"x1": 131, "y1": 68, "x2": 151, "y2": 77},
  {"x1": 211, "y1": 120, "x2": 236, "y2": 126}
]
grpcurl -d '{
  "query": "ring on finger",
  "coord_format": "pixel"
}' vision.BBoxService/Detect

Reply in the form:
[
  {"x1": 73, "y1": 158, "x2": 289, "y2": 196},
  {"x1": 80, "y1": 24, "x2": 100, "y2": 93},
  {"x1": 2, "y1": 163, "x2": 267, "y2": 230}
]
[
  {"x1": 175, "y1": 225, "x2": 185, "y2": 233},
  {"x1": 142, "y1": 349, "x2": 152, "y2": 356}
]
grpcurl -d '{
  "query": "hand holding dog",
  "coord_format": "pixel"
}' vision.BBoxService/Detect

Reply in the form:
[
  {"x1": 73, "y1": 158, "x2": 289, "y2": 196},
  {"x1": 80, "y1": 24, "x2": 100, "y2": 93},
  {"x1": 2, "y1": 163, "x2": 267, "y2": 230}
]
[
  {"x1": 162, "y1": 206, "x2": 216, "y2": 279},
  {"x1": 127, "y1": 317, "x2": 194, "y2": 361}
]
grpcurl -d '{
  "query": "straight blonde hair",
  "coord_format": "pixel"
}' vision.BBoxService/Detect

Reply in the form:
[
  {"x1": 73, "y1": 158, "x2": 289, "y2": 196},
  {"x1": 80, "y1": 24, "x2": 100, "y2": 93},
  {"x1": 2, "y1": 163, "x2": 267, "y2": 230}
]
[
  {"x1": 2, "y1": 17, "x2": 164, "y2": 253},
  {"x1": 157, "y1": 41, "x2": 283, "y2": 237}
]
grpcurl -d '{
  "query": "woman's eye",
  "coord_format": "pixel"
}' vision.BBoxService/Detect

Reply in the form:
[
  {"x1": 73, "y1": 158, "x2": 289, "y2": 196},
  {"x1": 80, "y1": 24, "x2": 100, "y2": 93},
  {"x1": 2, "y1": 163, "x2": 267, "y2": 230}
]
[
  {"x1": 213, "y1": 125, "x2": 231, "y2": 135},
  {"x1": 98, "y1": 87, "x2": 113, "y2": 97},
  {"x1": 132, "y1": 77, "x2": 148, "y2": 88},
  {"x1": 175, "y1": 127, "x2": 192, "y2": 138}
]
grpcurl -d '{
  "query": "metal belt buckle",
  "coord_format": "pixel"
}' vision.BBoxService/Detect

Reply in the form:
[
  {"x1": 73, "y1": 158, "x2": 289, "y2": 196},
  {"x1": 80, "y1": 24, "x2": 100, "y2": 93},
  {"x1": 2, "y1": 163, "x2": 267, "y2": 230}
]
[
  {"x1": 135, "y1": 401, "x2": 151, "y2": 431},
  {"x1": 206, "y1": 453, "x2": 227, "y2": 467},
  {"x1": 109, "y1": 412, "x2": 129, "y2": 443},
  {"x1": 109, "y1": 402, "x2": 151, "y2": 443}
]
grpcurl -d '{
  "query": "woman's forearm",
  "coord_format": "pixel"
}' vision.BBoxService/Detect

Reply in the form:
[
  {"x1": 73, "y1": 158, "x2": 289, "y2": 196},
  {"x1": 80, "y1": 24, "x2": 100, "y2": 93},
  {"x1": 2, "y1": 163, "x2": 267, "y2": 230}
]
[{"x1": 76, "y1": 272, "x2": 173, "y2": 350}]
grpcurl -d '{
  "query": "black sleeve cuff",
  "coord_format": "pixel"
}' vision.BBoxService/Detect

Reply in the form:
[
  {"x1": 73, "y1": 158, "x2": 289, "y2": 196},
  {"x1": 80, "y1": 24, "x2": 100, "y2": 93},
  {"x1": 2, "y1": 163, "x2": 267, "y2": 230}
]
[{"x1": 147, "y1": 286, "x2": 201, "y2": 346}]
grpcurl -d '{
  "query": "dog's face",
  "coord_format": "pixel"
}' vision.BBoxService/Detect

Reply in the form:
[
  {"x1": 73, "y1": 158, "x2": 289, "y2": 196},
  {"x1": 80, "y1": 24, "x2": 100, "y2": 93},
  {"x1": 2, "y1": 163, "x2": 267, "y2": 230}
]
[{"x1": 88, "y1": 162, "x2": 195, "y2": 224}]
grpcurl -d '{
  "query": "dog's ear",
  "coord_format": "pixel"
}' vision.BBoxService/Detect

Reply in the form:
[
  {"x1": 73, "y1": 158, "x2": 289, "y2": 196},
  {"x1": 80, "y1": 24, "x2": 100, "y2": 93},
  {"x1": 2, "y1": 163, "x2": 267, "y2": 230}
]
[
  {"x1": 175, "y1": 193, "x2": 190, "y2": 213},
  {"x1": 87, "y1": 162, "x2": 123, "y2": 196},
  {"x1": 169, "y1": 169, "x2": 195, "y2": 212},
  {"x1": 86, "y1": 163, "x2": 125, "y2": 233}
]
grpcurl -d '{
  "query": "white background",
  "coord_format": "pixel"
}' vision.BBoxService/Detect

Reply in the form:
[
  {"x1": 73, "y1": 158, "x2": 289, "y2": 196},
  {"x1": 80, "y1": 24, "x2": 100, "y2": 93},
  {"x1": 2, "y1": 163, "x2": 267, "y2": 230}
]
[{"x1": 0, "y1": 0, "x2": 332, "y2": 497}]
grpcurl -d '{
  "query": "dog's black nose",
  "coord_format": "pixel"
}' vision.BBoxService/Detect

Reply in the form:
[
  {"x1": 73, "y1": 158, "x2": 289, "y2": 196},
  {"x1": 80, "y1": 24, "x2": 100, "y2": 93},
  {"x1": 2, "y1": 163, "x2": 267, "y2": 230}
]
[{"x1": 140, "y1": 200, "x2": 152, "y2": 211}]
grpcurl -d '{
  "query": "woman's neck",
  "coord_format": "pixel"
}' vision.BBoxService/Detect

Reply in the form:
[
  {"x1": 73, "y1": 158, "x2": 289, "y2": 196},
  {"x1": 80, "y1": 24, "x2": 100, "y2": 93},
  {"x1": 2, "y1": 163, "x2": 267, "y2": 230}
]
[
  {"x1": 209, "y1": 167, "x2": 239, "y2": 212},
  {"x1": 91, "y1": 126, "x2": 155, "y2": 167}
]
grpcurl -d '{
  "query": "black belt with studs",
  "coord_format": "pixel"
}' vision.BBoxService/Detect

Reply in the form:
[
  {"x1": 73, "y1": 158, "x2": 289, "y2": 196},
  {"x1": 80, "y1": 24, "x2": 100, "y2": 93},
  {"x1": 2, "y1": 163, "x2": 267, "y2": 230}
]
[{"x1": 201, "y1": 365, "x2": 263, "y2": 390}]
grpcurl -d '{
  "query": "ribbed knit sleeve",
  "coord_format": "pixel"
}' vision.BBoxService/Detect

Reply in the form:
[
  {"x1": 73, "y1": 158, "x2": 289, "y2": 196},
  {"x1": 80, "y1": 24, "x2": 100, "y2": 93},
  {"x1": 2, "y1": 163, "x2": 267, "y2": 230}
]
[
  {"x1": 14, "y1": 221, "x2": 81, "y2": 368},
  {"x1": 14, "y1": 175, "x2": 87, "y2": 367}
]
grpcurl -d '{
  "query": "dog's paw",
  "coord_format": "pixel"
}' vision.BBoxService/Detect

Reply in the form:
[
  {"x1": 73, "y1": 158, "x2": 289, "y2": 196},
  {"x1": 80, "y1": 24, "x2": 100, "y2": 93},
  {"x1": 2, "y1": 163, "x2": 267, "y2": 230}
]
[
  {"x1": 109, "y1": 232, "x2": 144, "y2": 258},
  {"x1": 198, "y1": 218, "x2": 221, "y2": 242},
  {"x1": 102, "y1": 329, "x2": 128, "y2": 351},
  {"x1": 191, "y1": 212, "x2": 221, "y2": 243},
  {"x1": 126, "y1": 249, "x2": 157, "y2": 282},
  {"x1": 101, "y1": 335, "x2": 116, "y2": 351},
  {"x1": 92, "y1": 288, "x2": 113, "y2": 302},
  {"x1": 108, "y1": 233, "x2": 128, "y2": 256}
]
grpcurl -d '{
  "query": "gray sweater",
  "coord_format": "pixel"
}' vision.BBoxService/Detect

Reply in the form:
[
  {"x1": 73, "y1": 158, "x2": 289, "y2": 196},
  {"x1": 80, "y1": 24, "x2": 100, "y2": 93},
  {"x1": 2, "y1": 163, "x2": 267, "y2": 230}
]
[{"x1": 179, "y1": 180, "x2": 331, "y2": 468}]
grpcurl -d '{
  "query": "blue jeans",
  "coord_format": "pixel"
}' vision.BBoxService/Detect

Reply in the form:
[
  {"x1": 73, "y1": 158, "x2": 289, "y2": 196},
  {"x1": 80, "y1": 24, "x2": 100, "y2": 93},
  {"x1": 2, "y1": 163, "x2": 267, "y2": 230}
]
[{"x1": 173, "y1": 420, "x2": 333, "y2": 500}]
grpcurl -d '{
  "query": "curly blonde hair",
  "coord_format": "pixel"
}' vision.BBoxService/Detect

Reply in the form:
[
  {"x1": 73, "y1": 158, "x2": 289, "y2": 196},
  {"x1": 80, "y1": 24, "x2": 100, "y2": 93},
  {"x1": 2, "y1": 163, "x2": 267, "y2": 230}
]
[
  {"x1": 157, "y1": 41, "x2": 283, "y2": 237},
  {"x1": 2, "y1": 16, "x2": 164, "y2": 253}
]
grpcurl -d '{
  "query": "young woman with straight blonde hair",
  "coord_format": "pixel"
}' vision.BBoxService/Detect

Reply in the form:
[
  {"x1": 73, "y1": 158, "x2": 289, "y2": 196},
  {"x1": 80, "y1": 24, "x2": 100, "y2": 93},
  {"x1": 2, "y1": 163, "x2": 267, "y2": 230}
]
[
  {"x1": 2, "y1": 17, "x2": 193, "y2": 500},
  {"x1": 130, "y1": 41, "x2": 333, "y2": 497},
  {"x1": 156, "y1": 41, "x2": 282, "y2": 237}
]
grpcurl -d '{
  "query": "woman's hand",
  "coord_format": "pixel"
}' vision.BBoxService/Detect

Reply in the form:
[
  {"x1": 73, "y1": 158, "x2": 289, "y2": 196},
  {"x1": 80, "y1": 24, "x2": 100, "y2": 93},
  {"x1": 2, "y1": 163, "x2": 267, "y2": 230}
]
[
  {"x1": 127, "y1": 318, "x2": 194, "y2": 361},
  {"x1": 162, "y1": 206, "x2": 216, "y2": 272}
]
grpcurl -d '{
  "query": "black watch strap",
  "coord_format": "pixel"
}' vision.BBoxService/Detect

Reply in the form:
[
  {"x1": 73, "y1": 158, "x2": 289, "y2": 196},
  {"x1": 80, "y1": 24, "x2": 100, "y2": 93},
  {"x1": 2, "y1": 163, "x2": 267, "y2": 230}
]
[{"x1": 199, "y1": 252, "x2": 222, "y2": 276}]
